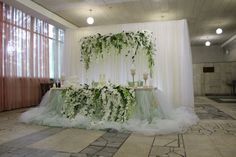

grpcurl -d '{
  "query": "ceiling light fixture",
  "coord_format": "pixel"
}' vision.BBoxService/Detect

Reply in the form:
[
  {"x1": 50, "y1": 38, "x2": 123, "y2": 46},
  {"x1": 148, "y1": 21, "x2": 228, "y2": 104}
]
[
  {"x1": 205, "y1": 41, "x2": 211, "y2": 46},
  {"x1": 216, "y1": 28, "x2": 223, "y2": 34},
  {"x1": 87, "y1": 9, "x2": 94, "y2": 25}
]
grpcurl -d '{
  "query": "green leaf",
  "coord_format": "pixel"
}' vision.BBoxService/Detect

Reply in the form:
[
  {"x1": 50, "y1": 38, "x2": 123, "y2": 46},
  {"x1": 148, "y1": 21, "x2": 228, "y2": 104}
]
[{"x1": 80, "y1": 31, "x2": 156, "y2": 71}]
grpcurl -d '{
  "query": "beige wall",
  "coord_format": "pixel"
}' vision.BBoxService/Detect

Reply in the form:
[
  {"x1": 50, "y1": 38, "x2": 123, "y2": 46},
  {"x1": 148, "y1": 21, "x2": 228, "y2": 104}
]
[
  {"x1": 193, "y1": 62, "x2": 236, "y2": 96},
  {"x1": 191, "y1": 45, "x2": 236, "y2": 64},
  {"x1": 225, "y1": 40, "x2": 236, "y2": 61},
  {"x1": 191, "y1": 41, "x2": 236, "y2": 96}
]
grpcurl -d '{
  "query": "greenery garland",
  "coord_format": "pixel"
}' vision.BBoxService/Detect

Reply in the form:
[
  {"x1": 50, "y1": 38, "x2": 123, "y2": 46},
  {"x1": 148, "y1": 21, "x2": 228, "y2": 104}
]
[
  {"x1": 61, "y1": 84, "x2": 136, "y2": 122},
  {"x1": 80, "y1": 30, "x2": 155, "y2": 71}
]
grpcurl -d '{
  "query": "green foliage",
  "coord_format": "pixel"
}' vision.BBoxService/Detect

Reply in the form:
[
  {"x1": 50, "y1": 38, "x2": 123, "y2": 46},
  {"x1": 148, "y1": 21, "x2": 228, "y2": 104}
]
[
  {"x1": 80, "y1": 31, "x2": 155, "y2": 71},
  {"x1": 61, "y1": 85, "x2": 136, "y2": 122}
]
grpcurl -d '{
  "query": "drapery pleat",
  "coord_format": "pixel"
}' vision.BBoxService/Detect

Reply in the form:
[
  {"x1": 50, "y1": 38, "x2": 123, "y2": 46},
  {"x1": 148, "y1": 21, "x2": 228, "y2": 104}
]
[
  {"x1": 0, "y1": 2, "x2": 3, "y2": 111},
  {"x1": 0, "y1": 2, "x2": 50, "y2": 112},
  {"x1": 2, "y1": 78, "x2": 48, "y2": 110}
]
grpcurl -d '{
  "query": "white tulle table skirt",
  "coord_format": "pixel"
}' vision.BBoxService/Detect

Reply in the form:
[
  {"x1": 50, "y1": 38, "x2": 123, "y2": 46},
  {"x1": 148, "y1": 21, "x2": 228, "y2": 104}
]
[{"x1": 20, "y1": 88, "x2": 199, "y2": 135}]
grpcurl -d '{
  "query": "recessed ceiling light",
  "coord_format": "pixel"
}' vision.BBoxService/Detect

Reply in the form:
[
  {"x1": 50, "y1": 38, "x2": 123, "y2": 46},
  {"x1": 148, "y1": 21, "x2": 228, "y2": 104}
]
[
  {"x1": 205, "y1": 41, "x2": 211, "y2": 46},
  {"x1": 216, "y1": 28, "x2": 223, "y2": 34},
  {"x1": 87, "y1": 17, "x2": 94, "y2": 25}
]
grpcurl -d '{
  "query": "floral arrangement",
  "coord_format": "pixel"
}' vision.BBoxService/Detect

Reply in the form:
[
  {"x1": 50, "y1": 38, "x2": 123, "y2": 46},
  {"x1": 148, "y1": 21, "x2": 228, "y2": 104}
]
[
  {"x1": 61, "y1": 84, "x2": 136, "y2": 122},
  {"x1": 80, "y1": 30, "x2": 155, "y2": 71}
]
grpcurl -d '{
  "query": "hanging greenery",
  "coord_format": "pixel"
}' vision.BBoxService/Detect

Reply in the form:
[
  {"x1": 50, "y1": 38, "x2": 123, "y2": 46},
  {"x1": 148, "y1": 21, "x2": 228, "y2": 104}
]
[
  {"x1": 80, "y1": 30, "x2": 155, "y2": 71},
  {"x1": 61, "y1": 84, "x2": 136, "y2": 122}
]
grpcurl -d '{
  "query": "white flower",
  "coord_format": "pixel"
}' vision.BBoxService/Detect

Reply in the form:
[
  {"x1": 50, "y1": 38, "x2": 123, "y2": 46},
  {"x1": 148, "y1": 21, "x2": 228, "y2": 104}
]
[{"x1": 61, "y1": 84, "x2": 136, "y2": 122}]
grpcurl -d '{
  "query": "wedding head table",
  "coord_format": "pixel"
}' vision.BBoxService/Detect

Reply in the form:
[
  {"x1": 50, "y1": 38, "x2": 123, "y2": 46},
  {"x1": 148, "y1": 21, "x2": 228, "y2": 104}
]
[
  {"x1": 46, "y1": 85, "x2": 160, "y2": 122},
  {"x1": 20, "y1": 84, "x2": 162, "y2": 130},
  {"x1": 20, "y1": 84, "x2": 198, "y2": 134}
]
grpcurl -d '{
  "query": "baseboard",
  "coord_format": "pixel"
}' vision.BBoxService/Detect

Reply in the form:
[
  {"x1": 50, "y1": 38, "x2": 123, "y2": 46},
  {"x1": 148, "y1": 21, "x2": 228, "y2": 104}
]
[{"x1": 205, "y1": 93, "x2": 232, "y2": 96}]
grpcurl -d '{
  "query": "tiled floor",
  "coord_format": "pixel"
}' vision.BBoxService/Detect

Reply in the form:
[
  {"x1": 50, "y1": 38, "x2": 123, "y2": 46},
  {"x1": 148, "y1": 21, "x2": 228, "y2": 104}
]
[{"x1": 0, "y1": 97, "x2": 236, "y2": 157}]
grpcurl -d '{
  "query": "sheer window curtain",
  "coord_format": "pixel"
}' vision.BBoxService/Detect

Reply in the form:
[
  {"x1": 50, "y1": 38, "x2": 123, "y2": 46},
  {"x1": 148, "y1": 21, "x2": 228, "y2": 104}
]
[
  {"x1": 0, "y1": 2, "x2": 3, "y2": 110},
  {"x1": 0, "y1": 2, "x2": 50, "y2": 111}
]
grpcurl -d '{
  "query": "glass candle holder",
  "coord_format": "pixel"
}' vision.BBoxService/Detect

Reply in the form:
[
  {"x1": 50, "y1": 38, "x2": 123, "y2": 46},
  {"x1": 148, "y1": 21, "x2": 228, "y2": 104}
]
[
  {"x1": 143, "y1": 73, "x2": 148, "y2": 86},
  {"x1": 130, "y1": 68, "x2": 136, "y2": 85}
]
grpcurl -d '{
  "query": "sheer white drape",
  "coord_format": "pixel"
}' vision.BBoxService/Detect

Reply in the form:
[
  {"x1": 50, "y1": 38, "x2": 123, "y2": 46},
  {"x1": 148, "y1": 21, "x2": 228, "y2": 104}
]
[
  {"x1": 84, "y1": 50, "x2": 150, "y2": 85},
  {"x1": 64, "y1": 20, "x2": 194, "y2": 109},
  {"x1": 63, "y1": 29, "x2": 81, "y2": 78}
]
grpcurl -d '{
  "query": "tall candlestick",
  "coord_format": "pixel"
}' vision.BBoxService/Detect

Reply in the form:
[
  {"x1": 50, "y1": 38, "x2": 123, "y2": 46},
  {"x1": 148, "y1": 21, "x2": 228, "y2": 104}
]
[
  {"x1": 61, "y1": 74, "x2": 65, "y2": 87},
  {"x1": 131, "y1": 69, "x2": 136, "y2": 85},
  {"x1": 143, "y1": 72, "x2": 148, "y2": 87}
]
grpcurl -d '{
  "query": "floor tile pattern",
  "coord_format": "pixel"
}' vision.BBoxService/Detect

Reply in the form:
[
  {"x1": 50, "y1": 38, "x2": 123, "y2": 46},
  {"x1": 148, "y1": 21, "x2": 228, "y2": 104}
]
[
  {"x1": 114, "y1": 134, "x2": 154, "y2": 157},
  {"x1": 0, "y1": 146, "x2": 58, "y2": 157},
  {"x1": 29, "y1": 128, "x2": 104, "y2": 153},
  {"x1": 0, "y1": 129, "x2": 130, "y2": 157},
  {"x1": 1, "y1": 127, "x2": 64, "y2": 148},
  {"x1": 0, "y1": 128, "x2": 64, "y2": 157},
  {"x1": 186, "y1": 121, "x2": 236, "y2": 136},
  {"x1": 74, "y1": 131, "x2": 130, "y2": 157},
  {"x1": 195, "y1": 104, "x2": 235, "y2": 120},
  {"x1": 150, "y1": 134, "x2": 186, "y2": 157},
  {"x1": 0, "y1": 96, "x2": 236, "y2": 157},
  {"x1": 208, "y1": 96, "x2": 236, "y2": 103}
]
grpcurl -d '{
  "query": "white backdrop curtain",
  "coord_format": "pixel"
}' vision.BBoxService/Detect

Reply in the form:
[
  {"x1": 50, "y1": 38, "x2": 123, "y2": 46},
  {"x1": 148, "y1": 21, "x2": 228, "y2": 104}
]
[
  {"x1": 63, "y1": 19, "x2": 195, "y2": 109},
  {"x1": 63, "y1": 29, "x2": 81, "y2": 78}
]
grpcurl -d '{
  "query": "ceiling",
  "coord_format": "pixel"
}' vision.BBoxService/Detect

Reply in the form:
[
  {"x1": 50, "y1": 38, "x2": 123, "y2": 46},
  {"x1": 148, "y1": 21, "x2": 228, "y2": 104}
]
[{"x1": 32, "y1": 0, "x2": 236, "y2": 46}]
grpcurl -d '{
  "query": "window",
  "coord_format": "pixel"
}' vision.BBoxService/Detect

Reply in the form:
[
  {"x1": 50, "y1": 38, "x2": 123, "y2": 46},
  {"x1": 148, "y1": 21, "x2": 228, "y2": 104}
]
[
  {"x1": 48, "y1": 24, "x2": 64, "y2": 78},
  {"x1": 1, "y1": 3, "x2": 64, "y2": 79},
  {"x1": 0, "y1": 2, "x2": 65, "y2": 111}
]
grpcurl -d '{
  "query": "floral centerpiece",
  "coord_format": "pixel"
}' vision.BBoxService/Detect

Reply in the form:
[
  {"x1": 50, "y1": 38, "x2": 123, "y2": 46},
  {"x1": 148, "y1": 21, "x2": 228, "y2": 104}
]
[{"x1": 61, "y1": 84, "x2": 136, "y2": 122}]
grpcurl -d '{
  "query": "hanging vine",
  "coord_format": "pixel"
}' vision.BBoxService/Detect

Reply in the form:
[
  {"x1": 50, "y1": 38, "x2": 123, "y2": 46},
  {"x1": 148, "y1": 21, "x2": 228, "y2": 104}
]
[{"x1": 80, "y1": 30, "x2": 155, "y2": 71}]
